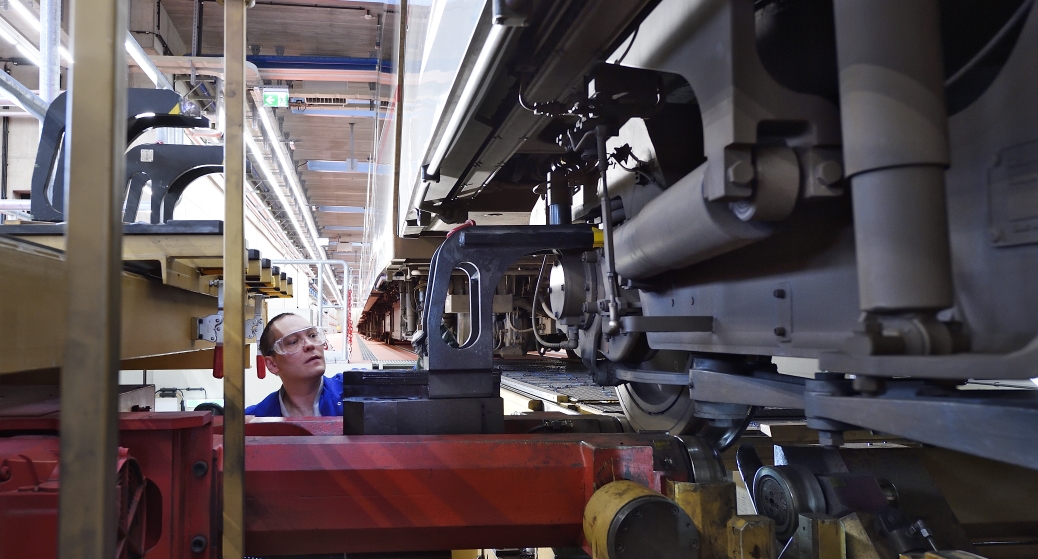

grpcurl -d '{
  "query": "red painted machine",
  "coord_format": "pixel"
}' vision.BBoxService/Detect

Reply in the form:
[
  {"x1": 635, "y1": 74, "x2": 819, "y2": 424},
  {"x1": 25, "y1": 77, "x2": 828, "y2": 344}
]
[{"x1": 0, "y1": 412, "x2": 706, "y2": 558}]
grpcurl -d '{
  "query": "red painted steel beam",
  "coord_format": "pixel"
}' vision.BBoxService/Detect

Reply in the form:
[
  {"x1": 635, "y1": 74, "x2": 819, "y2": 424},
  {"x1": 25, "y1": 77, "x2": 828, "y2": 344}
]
[
  {"x1": 3, "y1": 414, "x2": 690, "y2": 558},
  {"x1": 241, "y1": 433, "x2": 683, "y2": 556},
  {"x1": 0, "y1": 413, "x2": 215, "y2": 559}
]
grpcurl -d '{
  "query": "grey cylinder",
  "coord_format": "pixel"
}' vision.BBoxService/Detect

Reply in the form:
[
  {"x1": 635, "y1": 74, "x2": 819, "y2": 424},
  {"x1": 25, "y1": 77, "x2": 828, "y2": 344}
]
[
  {"x1": 613, "y1": 163, "x2": 771, "y2": 279},
  {"x1": 835, "y1": 0, "x2": 954, "y2": 311}
]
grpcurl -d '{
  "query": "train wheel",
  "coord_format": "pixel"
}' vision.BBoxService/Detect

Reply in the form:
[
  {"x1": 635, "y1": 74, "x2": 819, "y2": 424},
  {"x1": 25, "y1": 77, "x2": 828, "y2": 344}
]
[{"x1": 616, "y1": 381, "x2": 704, "y2": 435}]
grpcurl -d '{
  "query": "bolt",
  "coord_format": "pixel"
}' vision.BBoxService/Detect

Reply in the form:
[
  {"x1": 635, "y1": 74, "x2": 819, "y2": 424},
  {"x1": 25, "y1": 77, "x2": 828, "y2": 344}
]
[
  {"x1": 774, "y1": 327, "x2": 787, "y2": 336},
  {"x1": 615, "y1": 543, "x2": 625, "y2": 552},
  {"x1": 690, "y1": 540, "x2": 699, "y2": 549},
  {"x1": 814, "y1": 160, "x2": 844, "y2": 186},
  {"x1": 726, "y1": 160, "x2": 755, "y2": 186},
  {"x1": 670, "y1": 506, "x2": 679, "y2": 516},
  {"x1": 192, "y1": 460, "x2": 209, "y2": 477},
  {"x1": 190, "y1": 535, "x2": 208, "y2": 554},
  {"x1": 633, "y1": 509, "x2": 642, "y2": 518},
  {"x1": 773, "y1": 289, "x2": 786, "y2": 299},
  {"x1": 818, "y1": 430, "x2": 844, "y2": 448}
]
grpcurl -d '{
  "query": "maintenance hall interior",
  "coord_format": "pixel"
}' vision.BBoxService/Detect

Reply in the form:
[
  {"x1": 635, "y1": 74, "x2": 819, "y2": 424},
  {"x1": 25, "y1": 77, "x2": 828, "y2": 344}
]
[{"x1": 1, "y1": 1, "x2": 1037, "y2": 559}]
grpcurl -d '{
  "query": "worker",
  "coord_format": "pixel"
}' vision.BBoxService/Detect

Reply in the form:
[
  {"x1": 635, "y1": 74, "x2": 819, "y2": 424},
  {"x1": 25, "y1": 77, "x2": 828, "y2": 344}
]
[{"x1": 245, "y1": 313, "x2": 345, "y2": 417}]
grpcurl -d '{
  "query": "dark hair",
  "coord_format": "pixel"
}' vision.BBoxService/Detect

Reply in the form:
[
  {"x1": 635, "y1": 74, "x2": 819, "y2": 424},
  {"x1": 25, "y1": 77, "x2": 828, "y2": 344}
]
[{"x1": 258, "y1": 312, "x2": 297, "y2": 356}]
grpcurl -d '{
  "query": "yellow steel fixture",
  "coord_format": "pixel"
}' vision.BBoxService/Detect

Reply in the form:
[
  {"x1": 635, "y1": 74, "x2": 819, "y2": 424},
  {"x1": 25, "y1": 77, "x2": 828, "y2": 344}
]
[
  {"x1": 583, "y1": 480, "x2": 700, "y2": 559},
  {"x1": 726, "y1": 515, "x2": 775, "y2": 559},
  {"x1": 222, "y1": 0, "x2": 248, "y2": 557},
  {"x1": 56, "y1": 0, "x2": 128, "y2": 555},
  {"x1": 667, "y1": 480, "x2": 737, "y2": 559}
]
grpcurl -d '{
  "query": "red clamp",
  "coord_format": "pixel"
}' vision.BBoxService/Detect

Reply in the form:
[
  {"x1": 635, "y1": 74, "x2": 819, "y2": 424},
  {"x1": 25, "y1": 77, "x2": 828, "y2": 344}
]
[
  {"x1": 212, "y1": 345, "x2": 224, "y2": 379},
  {"x1": 256, "y1": 353, "x2": 266, "y2": 379}
]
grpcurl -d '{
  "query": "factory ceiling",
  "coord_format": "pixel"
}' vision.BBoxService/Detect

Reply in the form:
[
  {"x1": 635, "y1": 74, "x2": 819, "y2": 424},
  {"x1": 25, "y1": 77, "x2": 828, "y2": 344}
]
[{"x1": 161, "y1": 0, "x2": 390, "y2": 277}]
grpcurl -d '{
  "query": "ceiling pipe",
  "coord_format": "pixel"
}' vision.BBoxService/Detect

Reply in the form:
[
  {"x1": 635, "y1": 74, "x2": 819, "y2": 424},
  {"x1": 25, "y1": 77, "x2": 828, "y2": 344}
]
[
  {"x1": 39, "y1": 0, "x2": 60, "y2": 103},
  {"x1": 125, "y1": 31, "x2": 174, "y2": 90},
  {"x1": 0, "y1": 71, "x2": 48, "y2": 120}
]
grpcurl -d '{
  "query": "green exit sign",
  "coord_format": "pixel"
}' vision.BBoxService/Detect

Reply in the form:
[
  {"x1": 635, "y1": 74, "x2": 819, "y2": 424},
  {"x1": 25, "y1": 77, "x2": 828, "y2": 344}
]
[{"x1": 262, "y1": 87, "x2": 289, "y2": 108}]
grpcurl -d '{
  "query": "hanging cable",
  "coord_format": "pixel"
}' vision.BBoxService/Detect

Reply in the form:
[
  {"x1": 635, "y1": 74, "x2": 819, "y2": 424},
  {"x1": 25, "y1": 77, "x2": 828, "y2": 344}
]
[{"x1": 531, "y1": 255, "x2": 566, "y2": 349}]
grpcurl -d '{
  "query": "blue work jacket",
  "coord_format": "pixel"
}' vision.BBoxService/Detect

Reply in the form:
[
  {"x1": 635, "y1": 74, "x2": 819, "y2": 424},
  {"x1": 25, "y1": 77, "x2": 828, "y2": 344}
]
[{"x1": 245, "y1": 373, "x2": 345, "y2": 417}]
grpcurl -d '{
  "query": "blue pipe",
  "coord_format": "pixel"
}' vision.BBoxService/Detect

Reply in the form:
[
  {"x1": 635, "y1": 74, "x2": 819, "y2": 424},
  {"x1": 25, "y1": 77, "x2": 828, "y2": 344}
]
[{"x1": 247, "y1": 55, "x2": 392, "y2": 73}]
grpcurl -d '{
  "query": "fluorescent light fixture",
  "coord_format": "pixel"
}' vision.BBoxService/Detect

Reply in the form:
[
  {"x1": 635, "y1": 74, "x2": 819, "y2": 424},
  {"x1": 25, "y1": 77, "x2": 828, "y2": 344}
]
[
  {"x1": 251, "y1": 90, "x2": 324, "y2": 252},
  {"x1": 317, "y1": 237, "x2": 330, "y2": 247},
  {"x1": 250, "y1": 91, "x2": 346, "y2": 306},
  {"x1": 317, "y1": 205, "x2": 365, "y2": 213},
  {"x1": 245, "y1": 133, "x2": 318, "y2": 261},
  {"x1": 9, "y1": 0, "x2": 40, "y2": 31},
  {"x1": 0, "y1": 6, "x2": 72, "y2": 64},
  {"x1": 16, "y1": 43, "x2": 39, "y2": 66},
  {"x1": 323, "y1": 226, "x2": 364, "y2": 232},
  {"x1": 1032, "y1": 378, "x2": 1038, "y2": 388},
  {"x1": 307, "y1": 160, "x2": 372, "y2": 173}
]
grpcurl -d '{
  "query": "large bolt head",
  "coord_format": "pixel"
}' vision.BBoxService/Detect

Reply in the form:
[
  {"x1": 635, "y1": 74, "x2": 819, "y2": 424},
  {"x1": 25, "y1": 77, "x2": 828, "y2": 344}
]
[
  {"x1": 726, "y1": 160, "x2": 755, "y2": 186},
  {"x1": 814, "y1": 160, "x2": 844, "y2": 186}
]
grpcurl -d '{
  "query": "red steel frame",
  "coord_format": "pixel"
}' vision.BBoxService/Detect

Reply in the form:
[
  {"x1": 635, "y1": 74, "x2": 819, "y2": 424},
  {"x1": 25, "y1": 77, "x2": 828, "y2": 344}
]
[{"x1": 1, "y1": 414, "x2": 680, "y2": 558}]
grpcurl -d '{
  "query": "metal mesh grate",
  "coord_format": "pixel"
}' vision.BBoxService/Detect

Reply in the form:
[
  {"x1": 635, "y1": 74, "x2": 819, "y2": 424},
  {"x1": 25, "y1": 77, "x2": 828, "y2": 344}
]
[{"x1": 497, "y1": 358, "x2": 620, "y2": 412}]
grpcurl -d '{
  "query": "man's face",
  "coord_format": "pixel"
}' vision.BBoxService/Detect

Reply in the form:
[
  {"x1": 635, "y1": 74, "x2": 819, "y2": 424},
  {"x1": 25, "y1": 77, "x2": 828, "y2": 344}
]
[{"x1": 264, "y1": 315, "x2": 327, "y2": 382}]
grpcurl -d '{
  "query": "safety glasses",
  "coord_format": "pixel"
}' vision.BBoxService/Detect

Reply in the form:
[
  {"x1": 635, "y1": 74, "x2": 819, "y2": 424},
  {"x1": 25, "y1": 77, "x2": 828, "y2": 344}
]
[{"x1": 271, "y1": 326, "x2": 328, "y2": 355}]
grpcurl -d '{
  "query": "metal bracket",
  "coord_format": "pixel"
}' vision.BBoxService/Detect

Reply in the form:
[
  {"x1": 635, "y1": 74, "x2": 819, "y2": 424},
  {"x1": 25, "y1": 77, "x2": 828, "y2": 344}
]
[
  {"x1": 123, "y1": 144, "x2": 223, "y2": 224},
  {"x1": 31, "y1": 89, "x2": 210, "y2": 222},
  {"x1": 195, "y1": 314, "x2": 223, "y2": 344},
  {"x1": 422, "y1": 225, "x2": 595, "y2": 373}
]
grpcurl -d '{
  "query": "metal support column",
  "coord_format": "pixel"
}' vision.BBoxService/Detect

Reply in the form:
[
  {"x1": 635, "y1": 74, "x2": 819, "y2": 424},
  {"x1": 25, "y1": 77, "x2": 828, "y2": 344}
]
[
  {"x1": 57, "y1": 0, "x2": 127, "y2": 557},
  {"x1": 40, "y1": 0, "x2": 61, "y2": 103},
  {"x1": 223, "y1": 0, "x2": 247, "y2": 557},
  {"x1": 317, "y1": 264, "x2": 324, "y2": 328}
]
